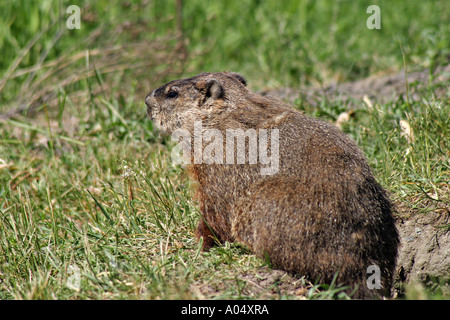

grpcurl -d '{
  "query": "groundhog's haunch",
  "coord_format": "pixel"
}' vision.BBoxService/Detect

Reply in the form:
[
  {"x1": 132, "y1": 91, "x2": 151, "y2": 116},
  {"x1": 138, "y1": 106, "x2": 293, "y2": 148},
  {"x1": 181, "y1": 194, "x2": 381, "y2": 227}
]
[{"x1": 145, "y1": 72, "x2": 399, "y2": 299}]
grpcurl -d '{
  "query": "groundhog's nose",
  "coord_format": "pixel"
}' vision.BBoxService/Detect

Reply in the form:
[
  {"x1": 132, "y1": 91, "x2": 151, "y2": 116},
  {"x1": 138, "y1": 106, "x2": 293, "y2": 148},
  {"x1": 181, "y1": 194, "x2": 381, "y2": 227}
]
[{"x1": 145, "y1": 90, "x2": 156, "y2": 107}]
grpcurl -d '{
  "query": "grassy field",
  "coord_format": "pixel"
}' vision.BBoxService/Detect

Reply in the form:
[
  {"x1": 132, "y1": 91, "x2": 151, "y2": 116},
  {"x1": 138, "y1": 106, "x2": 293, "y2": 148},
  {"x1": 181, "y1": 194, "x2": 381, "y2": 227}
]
[{"x1": 0, "y1": 0, "x2": 449, "y2": 300}]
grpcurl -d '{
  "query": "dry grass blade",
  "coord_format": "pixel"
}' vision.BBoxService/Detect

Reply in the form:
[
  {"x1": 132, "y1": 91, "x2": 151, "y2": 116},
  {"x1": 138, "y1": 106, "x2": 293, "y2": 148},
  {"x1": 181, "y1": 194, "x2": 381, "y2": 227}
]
[{"x1": 1, "y1": 34, "x2": 186, "y2": 119}]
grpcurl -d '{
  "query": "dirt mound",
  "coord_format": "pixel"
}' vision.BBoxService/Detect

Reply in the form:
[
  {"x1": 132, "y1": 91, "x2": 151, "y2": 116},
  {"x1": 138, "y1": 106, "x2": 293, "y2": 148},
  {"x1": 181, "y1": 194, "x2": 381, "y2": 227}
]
[
  {"x1": 261, "y1": 64, "x2": 450, "y2": 107},
  {"x1": 394, "y1": 209, "x2": 450, "y2": 297}
]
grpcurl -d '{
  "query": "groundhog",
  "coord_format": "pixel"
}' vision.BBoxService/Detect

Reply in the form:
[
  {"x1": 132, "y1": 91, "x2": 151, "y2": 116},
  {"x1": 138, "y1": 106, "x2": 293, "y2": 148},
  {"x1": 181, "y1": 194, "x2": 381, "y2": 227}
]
[{"x1": 145, "y1": 72, "x2": 399, "y2": 299}]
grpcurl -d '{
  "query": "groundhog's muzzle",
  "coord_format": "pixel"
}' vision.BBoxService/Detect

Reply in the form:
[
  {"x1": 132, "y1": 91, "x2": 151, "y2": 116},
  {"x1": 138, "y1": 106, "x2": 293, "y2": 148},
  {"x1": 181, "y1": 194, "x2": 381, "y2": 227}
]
[{"x1": 145, "y1": 90, "x2": 160, "y2": 121}]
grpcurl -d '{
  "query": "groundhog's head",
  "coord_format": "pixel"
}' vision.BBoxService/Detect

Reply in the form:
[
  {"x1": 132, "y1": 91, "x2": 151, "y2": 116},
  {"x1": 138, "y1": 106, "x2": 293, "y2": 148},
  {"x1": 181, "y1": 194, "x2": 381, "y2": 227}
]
[{"x1": 145, "y1": 72, "x2": 247, "y2": 134}]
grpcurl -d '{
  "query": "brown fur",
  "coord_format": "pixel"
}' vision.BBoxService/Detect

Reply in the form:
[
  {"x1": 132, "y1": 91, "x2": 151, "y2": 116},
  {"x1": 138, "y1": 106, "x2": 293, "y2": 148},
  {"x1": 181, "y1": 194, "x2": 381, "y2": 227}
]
[{"x1": 145, "y1": 72, "x2": 399, "y2": 299}]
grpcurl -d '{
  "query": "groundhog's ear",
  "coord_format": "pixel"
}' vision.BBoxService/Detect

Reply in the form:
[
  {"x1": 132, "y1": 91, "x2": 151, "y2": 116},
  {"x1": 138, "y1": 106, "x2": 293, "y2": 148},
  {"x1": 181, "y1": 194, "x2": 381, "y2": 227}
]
[
  {"x1": 205, "y1": 79, "x2": 224, "y2": 100},
  {"x1": 229, "y1": 72, "x2": 247, "y2": 86}
]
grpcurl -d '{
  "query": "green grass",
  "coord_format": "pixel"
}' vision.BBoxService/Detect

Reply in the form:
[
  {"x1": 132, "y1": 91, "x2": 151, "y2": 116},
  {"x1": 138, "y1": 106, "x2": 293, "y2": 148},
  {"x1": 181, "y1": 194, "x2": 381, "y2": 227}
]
[
  {"x1": 0, "y1": 0, "x2": 449, "y2": 300},
  {"x1": 1, "y1": 0, "x2": 449, "y2": 106}
]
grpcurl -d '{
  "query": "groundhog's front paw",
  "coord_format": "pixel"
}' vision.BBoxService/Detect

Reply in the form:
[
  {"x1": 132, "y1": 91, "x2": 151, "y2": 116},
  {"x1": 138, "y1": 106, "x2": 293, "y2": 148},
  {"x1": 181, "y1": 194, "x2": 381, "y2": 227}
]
[{"x1": 196, "y1": 220, "x2": 219, "y2": 251}]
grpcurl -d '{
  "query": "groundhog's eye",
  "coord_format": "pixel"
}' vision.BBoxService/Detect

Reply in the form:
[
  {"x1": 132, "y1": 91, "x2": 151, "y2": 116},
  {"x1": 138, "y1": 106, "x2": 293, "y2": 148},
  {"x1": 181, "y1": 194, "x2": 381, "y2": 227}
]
[{"x1": 167, "y1": 91, "x2": 178, "y2": 99}]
